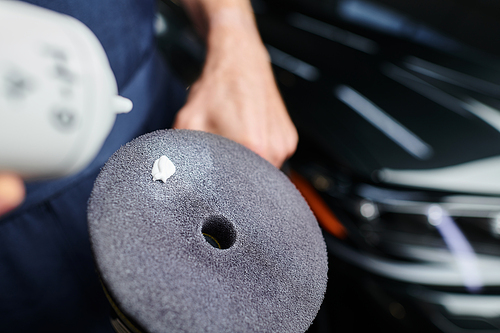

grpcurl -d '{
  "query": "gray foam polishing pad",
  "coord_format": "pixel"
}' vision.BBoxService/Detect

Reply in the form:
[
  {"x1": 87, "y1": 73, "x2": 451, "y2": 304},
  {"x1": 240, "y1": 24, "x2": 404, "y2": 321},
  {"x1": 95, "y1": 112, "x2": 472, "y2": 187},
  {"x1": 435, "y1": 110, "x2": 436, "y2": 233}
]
[{"x1": 88, "y1": 129, "x2": 328, "y2": 333}]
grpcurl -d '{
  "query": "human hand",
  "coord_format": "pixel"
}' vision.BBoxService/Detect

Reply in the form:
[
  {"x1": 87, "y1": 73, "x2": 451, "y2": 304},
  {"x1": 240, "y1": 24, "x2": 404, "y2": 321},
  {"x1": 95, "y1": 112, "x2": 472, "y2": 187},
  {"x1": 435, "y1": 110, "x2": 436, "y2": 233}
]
[
  {"x1": 0, "y1": 173, "x2": 25, "y2": 216},
  {"x1": 174, "y1": 1, "x2": 298, "y2": 168}
]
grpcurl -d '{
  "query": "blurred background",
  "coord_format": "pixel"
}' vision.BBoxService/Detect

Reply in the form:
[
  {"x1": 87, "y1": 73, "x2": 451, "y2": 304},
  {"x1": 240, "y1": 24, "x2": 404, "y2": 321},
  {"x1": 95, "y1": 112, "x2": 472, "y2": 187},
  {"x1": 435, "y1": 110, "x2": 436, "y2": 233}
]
[{"x1": 157, "y1": 0, "x2": 500, "y2": 332}]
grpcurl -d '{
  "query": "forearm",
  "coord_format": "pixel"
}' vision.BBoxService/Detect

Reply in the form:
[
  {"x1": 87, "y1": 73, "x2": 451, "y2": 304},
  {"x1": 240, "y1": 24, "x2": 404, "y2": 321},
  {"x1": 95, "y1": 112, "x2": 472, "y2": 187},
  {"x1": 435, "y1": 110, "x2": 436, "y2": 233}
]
[
  {"x1": 180, "y1": 0, "x2": 257, "y2": 39},
  {"x1": 180, "y1": 0, "x2": 269, "y2": 68}
]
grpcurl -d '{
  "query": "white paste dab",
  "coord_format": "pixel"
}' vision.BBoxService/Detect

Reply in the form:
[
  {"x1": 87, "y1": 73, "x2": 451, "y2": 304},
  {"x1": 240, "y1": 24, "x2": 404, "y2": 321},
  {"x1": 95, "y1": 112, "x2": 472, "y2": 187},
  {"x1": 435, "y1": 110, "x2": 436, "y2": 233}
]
[{"x1": 151, "y1": 155, "x2": 175, "y2": 182}]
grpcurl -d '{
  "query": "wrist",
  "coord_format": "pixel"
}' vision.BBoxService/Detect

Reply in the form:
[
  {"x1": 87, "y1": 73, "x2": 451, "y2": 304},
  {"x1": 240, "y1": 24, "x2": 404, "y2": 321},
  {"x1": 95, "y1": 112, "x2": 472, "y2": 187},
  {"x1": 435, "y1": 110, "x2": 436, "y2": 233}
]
[
  {"x1": 181, "y1": 0, "x2": 257, "y2": 39},
  {"x1": 205, "y1": 8, "x2": 269, "y2": 65}
]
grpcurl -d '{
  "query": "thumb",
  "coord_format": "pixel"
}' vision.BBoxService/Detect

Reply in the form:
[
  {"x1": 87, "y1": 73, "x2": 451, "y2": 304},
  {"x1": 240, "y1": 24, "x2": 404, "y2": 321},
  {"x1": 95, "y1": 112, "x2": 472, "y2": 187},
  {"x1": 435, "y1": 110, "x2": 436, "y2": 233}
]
[{"x1": 0, "y1": 173, "x2": 25, "y2": 216}]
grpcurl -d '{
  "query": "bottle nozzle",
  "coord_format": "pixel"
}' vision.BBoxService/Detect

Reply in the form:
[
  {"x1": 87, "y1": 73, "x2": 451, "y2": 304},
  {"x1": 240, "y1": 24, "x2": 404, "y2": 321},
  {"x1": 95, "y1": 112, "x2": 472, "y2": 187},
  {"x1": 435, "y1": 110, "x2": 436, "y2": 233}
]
[{"x1": 113, "y1": 95, "x2": 133, "y2": 114}]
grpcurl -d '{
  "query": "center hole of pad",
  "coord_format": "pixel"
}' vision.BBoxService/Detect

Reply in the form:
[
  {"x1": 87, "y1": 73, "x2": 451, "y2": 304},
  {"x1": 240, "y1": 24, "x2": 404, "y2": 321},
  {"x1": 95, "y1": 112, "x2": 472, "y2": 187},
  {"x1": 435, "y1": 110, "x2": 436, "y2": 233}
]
[{"x1": 202, "y1": 216, "x2": 236, "y2": 249}]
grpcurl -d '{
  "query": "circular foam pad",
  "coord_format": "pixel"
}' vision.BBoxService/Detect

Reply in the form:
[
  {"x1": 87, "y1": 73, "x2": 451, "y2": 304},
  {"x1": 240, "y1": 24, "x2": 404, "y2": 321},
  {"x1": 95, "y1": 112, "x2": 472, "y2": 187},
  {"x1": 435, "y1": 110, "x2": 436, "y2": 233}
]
[{"x1": 88, "y1": 129, "x2": 328, "y2": 333}]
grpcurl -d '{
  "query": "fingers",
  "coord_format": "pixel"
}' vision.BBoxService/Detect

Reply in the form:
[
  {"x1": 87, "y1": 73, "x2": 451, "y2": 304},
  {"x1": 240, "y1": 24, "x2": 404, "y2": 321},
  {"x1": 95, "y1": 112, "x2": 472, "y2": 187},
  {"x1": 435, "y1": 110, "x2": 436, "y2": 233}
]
[
  {"x1": 262, "y1": 111, "x2": 298, "y2": 168},
  {"x1": 0, "y1": 173, "x2": 25, "y2": 216},
  {"x1": 242, "y1": 88, "x2": 298, "y2": 168},
  {"x1": 174, "y1": 98, "x2": 298, "y2": 169}
]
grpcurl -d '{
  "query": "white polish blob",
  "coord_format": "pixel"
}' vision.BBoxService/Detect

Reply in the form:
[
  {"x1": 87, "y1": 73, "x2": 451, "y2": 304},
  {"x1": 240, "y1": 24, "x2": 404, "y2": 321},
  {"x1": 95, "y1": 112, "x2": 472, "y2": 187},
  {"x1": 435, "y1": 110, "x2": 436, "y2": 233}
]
[{"x1": 151, "y1": 155, "x2": 175, "y2": 182}]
